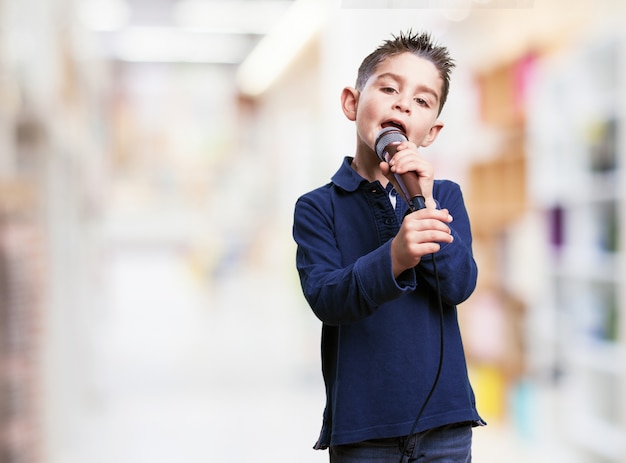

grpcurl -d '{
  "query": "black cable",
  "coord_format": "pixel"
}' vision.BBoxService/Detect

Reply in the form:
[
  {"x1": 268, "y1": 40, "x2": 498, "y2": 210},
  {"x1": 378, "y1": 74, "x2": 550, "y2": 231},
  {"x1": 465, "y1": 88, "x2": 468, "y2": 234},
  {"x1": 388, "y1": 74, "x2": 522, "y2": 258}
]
[{"x1": 398, "y1": 243, "x2": 445, "y2": 462}]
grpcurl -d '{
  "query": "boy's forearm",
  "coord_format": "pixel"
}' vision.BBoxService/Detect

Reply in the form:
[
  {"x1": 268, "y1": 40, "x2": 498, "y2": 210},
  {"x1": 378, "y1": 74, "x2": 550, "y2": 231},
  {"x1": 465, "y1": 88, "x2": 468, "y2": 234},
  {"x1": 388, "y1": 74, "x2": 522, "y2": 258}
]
[
  {"x1": 299, "y1": 241, "x2": 416, "y2": 326},
  {"x1": 417, "y1": 235, "x2": 478, "y2": 305}
]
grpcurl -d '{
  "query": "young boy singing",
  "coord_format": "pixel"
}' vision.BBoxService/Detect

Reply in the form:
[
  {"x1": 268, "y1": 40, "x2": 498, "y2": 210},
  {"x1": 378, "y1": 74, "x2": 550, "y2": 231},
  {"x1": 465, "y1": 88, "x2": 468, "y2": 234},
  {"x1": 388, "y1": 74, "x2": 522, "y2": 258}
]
[{"x1": 292, "y1": 30, "x2": 484, "y2": 462}]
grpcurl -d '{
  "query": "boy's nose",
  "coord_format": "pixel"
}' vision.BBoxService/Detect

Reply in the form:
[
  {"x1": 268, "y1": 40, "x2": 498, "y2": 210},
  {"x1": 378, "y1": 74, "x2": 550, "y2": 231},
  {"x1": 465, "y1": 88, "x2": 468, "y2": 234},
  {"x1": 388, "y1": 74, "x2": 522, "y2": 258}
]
[{"x1": 394, "y1": 96, "x2": 411, "y2": 113}]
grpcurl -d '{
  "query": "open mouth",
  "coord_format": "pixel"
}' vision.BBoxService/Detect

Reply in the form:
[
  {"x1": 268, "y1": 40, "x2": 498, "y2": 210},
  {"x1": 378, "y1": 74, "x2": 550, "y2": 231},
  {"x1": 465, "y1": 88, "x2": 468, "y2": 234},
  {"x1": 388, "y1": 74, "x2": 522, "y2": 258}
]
[{"x1": 381, "y1": 120, "x2": 406, "y2": 133}]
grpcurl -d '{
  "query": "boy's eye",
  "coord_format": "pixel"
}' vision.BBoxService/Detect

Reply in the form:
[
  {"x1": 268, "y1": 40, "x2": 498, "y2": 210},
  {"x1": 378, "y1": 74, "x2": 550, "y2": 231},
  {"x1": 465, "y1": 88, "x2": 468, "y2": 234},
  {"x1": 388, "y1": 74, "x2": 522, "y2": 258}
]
[
  {"x1": 414, "y1": 97, "x2": 429, "y2": 107},
  {"x1": 381, "y1": 87, "x2": 397, "y2": 94}
]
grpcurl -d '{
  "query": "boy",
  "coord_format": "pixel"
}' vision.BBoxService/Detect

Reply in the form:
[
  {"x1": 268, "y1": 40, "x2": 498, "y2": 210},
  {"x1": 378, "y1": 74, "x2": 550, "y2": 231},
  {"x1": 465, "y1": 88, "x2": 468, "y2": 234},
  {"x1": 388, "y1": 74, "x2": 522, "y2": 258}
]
[{"x1": 292, "y1": 31, "x2": 484, "y2": 462}]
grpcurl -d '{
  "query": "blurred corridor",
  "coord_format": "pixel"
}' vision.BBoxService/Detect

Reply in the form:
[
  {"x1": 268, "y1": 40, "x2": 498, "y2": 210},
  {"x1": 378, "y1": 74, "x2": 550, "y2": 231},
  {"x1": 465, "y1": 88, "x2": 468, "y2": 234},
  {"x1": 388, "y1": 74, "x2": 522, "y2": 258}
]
[
  {"x1": 76, "y1": 244, "x2": 326, "y2": 462},
  {"x1": 1, "y1": 1, "x2": 626, "y2": 462}
]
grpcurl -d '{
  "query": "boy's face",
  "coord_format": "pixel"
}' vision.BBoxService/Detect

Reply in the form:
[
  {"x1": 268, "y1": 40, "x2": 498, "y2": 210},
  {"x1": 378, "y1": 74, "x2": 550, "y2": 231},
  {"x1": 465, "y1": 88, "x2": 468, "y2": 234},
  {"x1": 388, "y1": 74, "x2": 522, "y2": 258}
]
[{"x1": 343, "y1": 52, "x2": 444, "y2": 154}]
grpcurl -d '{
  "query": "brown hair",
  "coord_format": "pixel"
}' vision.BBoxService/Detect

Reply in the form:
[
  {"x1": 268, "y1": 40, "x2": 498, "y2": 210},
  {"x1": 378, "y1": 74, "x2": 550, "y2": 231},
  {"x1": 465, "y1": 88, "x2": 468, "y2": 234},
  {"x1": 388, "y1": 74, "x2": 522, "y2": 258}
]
[{"x1": 356, "y1": 30, "x2": 455, "y2": 115}]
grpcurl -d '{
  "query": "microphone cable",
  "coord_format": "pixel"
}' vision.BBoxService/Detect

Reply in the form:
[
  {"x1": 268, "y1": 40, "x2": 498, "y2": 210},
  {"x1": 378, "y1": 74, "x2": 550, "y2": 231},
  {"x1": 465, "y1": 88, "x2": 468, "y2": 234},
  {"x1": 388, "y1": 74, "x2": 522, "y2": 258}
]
[
  {"x1": 397, "y1": 207, "x2": 445, "y2": 463},
  {"x1": 374, "y1": 128, "x2": 446, "y2": 462}
]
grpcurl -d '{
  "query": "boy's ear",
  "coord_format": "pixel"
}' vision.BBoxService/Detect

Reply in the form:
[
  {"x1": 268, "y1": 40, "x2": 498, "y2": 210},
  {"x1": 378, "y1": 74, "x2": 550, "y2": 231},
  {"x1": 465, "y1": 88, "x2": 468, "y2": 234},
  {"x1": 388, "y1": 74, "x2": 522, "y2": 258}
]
[
  {"x1": 420, "y1": 120, "x2": 444, "y2": 147},
  {"x1": 341, "y1": 87, "x2": 359, "y2": 121}
]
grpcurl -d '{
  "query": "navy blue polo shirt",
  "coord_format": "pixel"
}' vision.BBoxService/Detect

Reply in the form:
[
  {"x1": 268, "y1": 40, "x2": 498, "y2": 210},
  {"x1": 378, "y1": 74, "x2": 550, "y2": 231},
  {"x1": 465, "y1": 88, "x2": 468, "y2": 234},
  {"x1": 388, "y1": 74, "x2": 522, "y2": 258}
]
[{"x1": 293, "y1": 157, "x2": 483, "y2": 449}]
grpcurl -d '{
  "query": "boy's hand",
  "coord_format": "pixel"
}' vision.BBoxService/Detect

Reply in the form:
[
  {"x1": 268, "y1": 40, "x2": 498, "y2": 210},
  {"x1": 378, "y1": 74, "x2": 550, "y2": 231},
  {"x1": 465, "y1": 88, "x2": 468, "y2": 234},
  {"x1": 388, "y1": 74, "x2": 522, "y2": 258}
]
[
  {"x1": 391, "y1": 208, "x2": 453, "y2": 277},
  {"x1": 379, "y1": 141, "x2": 436, "y2": 209}
]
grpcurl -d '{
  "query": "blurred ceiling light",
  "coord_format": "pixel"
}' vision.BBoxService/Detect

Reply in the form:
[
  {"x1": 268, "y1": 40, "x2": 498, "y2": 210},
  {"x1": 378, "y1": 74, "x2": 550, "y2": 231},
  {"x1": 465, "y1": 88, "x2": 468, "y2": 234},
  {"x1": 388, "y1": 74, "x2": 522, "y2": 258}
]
[
  {"x1": 236, "y1": 0, "x2": 339, "y2": 97},
  {"x1": 77, "y1": 0, "x2": 131, "y2": 31},
  {"x1": 108, "y1": 27, "x2": 254, "y2": 63},
  {"x1": 441, "y1": 0, "x2": 472, "y2": 22},
  {"x1": 174, "y1": 0, "x2": 293, "y2": 34}
]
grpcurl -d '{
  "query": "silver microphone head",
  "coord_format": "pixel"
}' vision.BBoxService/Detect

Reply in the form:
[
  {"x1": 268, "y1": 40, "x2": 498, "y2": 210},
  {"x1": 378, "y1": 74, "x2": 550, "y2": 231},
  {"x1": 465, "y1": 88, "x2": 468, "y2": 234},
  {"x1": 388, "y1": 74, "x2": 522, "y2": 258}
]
[{"x1": 375, "y1": 127, "x2": 408, "y2": 161}]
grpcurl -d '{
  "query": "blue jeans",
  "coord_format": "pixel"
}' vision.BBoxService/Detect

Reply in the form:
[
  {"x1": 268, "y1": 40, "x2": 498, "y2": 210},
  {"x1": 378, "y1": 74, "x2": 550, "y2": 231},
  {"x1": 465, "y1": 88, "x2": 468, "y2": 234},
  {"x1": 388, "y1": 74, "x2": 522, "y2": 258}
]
[{"x1": 329, "y1": 422, "x2": 472, "y2": 463}]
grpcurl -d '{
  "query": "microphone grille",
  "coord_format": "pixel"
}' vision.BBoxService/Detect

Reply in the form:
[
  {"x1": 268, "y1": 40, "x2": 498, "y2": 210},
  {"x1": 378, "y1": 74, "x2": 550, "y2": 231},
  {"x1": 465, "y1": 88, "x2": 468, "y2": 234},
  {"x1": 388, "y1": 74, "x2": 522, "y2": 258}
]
[{"x1": 375, "y1": 127, "x2": 407, "y2": 161}]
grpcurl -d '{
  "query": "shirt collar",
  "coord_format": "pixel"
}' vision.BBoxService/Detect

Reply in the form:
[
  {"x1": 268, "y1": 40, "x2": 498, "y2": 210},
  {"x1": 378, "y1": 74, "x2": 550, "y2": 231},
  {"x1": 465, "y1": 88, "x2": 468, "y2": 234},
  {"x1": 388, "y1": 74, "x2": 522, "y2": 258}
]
[{"x1": 331, "y1": 156, "x2": 373, "y2": 192}]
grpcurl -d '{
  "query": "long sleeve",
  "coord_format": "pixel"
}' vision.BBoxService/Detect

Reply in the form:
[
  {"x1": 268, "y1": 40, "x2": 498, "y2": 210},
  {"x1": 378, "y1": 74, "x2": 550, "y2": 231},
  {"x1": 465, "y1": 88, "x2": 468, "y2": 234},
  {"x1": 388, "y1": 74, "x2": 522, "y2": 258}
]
[
  {"x1": 294, "y1": 189, "x2": 417, "y2": 326},
  {"x1": 416, "y1": 180, "x2": 478, "y2": 306}
]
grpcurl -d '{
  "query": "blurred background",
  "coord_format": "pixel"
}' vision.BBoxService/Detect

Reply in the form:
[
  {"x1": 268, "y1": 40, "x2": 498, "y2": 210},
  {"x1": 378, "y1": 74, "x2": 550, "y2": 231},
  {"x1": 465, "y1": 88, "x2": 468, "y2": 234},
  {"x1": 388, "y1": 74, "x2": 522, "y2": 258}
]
[{"x1": 0, "y1": 0, "x2": 625, "y2": 462}]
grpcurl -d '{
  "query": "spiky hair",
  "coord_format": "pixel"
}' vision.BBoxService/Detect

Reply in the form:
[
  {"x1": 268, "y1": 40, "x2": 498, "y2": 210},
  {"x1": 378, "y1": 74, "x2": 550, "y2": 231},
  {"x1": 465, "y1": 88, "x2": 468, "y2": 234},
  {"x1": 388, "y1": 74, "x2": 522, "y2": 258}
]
[{"x1": 355, "y1": 30, "x2": 455, "y2": 115}]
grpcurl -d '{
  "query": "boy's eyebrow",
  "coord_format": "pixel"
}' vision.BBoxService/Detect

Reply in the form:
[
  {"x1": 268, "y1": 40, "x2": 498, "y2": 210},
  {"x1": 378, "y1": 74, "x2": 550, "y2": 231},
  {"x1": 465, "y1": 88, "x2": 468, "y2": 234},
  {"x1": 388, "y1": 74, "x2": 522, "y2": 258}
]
[{"x1": 375, "y1": 72, "x2": 440, "y2": 103}]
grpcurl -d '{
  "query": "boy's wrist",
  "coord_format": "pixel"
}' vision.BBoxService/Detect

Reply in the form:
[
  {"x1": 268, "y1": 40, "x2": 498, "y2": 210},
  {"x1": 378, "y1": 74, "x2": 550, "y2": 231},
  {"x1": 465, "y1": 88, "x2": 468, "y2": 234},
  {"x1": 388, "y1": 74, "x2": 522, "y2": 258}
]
[
  {"x1": 424, "y1": 197, "x2": 437, "y2": 209},
  {"x1": 391, "y1": 237, "x2": 419, "y2": 278}
]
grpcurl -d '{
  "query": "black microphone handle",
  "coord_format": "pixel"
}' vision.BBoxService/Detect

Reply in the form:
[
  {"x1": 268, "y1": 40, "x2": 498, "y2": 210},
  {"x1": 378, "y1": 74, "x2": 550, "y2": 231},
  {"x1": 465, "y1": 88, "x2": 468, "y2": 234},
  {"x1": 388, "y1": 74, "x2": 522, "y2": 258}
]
[{"x1": 380, "y1": 140, "x2": 426, "y2": 212}]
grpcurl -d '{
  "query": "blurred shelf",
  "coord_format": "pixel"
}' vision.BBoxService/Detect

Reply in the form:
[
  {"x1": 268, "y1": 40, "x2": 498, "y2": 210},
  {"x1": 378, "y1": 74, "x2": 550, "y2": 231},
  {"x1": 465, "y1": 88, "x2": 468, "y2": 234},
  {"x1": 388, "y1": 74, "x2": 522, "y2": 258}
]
[
  {"x1": 526, "y1": 26, "x2": 626, "y2": 463},
  {"x1": 567, "y1": 341, "x2": 624, "y2": 375}
]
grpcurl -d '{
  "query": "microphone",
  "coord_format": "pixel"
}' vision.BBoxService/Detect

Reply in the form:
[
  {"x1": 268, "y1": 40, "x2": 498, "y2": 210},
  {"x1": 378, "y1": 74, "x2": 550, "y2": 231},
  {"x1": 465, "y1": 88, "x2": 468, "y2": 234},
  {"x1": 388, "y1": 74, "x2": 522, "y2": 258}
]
[{"x1": 375, "y1": 127, "x2": 426, "y2": 211}]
